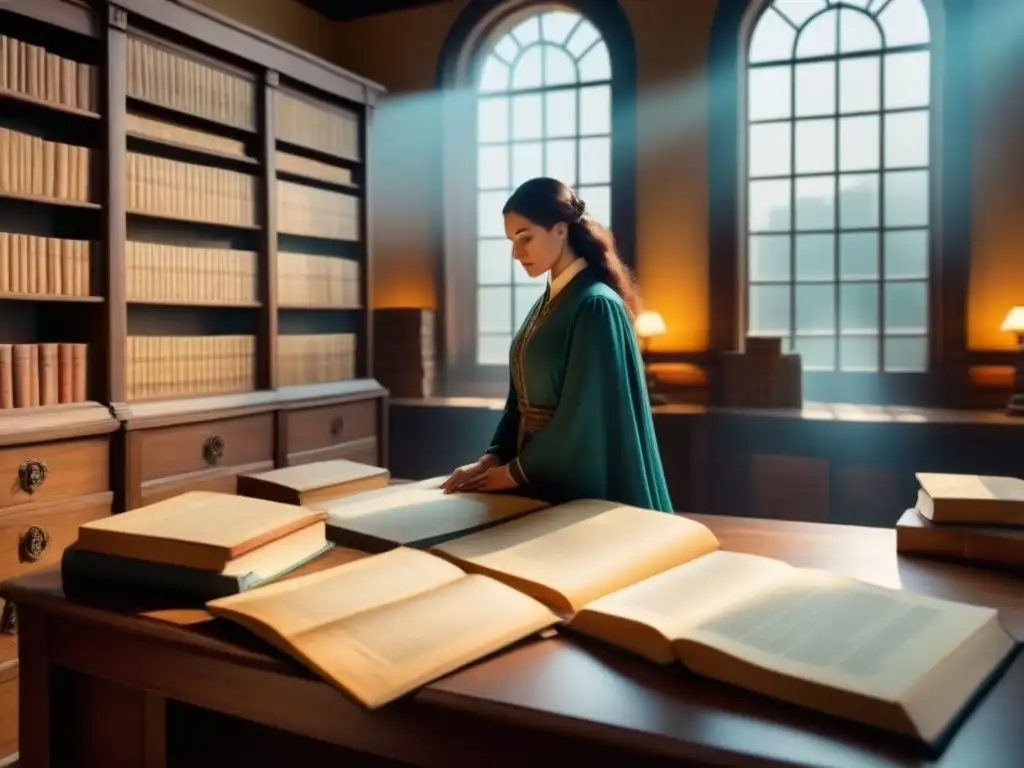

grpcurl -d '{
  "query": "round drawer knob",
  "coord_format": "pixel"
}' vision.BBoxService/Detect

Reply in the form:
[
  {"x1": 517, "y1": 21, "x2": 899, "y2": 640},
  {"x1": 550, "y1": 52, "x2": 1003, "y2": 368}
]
[
  {"x1": 21, "y1": 525, "x2": 51, "y2": 562},
  {"x1": 18, "y1": 459, "x2": 48, "y2": 493},
  {"x1": 203, "y1": 435, "x2": 226, "y2": 465},
  {"x1": 330, "y1": 416, "x2": 345, "y2": 436},
  {"x1": 0, "y1": 602, "x2": 16, "y2": 636}
]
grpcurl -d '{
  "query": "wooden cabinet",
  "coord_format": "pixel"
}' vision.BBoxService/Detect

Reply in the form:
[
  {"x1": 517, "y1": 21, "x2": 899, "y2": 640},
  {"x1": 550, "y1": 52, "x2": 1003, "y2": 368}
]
[{"x1": 278, "y1": 390, "x2": 383, "y2": 467}]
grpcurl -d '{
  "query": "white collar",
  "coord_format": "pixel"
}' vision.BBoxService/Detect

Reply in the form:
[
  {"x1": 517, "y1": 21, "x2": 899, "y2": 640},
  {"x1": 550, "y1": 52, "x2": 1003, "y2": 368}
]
[{"x1": 548, "y1": 257, "x2": 587, "y2": 300}]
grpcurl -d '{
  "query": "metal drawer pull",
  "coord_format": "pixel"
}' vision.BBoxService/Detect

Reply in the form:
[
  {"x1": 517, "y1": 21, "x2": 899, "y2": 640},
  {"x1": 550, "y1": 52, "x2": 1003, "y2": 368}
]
[
  {"x1": 203, "y1": 436, "x2": 226, "y2": 465},
  {"x1": 21, "y1": 525, "x2": 50, "y2": 562},
  {"x1": 18, "y1": 459, "x2": 48, "y2": 493},
  {"x1": 1, "y1": 602, "x2": 16, "y2": 636},
  {"x1": 330, "y1": 416, "x2": 345, "y2": 436}
]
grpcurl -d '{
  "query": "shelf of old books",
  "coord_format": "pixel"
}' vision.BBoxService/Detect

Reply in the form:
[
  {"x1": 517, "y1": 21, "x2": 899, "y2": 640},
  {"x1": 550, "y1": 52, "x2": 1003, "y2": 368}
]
[
  {"x1": 123, "y1": 30, "x2": 262, "y2": 403},
  {"x1": 0, "y1": 9, "x2": 104, "y2": 412},
  {"x1": 275, "y1": 84, "x2": 366, "y2": 389}
]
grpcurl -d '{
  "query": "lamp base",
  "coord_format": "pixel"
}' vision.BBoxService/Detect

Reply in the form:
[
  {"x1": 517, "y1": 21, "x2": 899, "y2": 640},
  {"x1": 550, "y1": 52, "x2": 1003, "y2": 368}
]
[{"x1": 1008, "y1": 393, "x2": 1024, "y2": 417}]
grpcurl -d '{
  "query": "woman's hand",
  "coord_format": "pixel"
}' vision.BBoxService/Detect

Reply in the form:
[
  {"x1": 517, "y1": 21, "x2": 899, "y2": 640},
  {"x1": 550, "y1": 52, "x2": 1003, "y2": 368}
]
[
  {"x1": 476, "y1": 464, "x2": 519, "y2": 493},
  {"x1": 441, "y1": 454, "x2": 501, "y2": 494}
]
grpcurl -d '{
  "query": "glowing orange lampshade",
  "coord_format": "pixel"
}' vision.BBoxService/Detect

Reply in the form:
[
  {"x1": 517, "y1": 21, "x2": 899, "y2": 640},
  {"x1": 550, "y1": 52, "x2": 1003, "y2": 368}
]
[
  {"x1": 1000, "y1": 306, "x2": 1024, "y2": 334},
  {"x1": 635, "y1": 310, "x2": 667, "y2": 339}
]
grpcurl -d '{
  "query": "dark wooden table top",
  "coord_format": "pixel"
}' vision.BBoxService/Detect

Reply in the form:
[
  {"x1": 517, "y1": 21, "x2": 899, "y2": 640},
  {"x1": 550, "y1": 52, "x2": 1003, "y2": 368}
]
[{"x1": 4, "y1": 514, "x2": 1023, "y2": 768}]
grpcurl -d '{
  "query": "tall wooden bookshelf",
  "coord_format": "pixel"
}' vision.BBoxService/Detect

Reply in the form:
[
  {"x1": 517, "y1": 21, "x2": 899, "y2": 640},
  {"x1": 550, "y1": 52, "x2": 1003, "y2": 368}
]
[{"x1": 0, "y1": 1, "x2": 386, "y2": 760}]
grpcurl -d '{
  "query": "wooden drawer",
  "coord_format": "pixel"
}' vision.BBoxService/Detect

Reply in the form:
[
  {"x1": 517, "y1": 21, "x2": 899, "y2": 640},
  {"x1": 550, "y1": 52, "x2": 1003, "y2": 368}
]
[
  {"x1": 0, "y1": 436, "x2": 109, "y2": 510},
  {"x1": 135, "y1": 413, "x2": 274, "y2": 482},
  {"x1": 281, "y1": 399, "x2": 378, "y2": 459},
  {"x1": 0, "y1": 492, "x2": 113, "y2": 664},
  {"x1": 286, "y1": 436, "x2": 379, "y2": 467},
  {"x1": 0, "y1": 662, "x2": 16, "y2": 764}
]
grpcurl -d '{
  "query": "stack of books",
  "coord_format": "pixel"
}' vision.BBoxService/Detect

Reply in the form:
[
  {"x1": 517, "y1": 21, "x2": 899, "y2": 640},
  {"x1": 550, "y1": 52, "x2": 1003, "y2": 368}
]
[
  {"x1": 372, "y1": 308, "x2": 435, "y2": 398},
  {"x1": 896, "y1": 472, "x2": 1024, "y2": 574},
  {"x1": 61, "y1": 492, "x2": 333, "y2": 601},
  {"x1": 718, "y1": 335, "x2": 802, "y2": 408}
]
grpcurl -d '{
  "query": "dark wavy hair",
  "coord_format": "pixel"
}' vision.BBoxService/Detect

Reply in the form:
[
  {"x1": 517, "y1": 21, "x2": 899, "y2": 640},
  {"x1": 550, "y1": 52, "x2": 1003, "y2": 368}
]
[{"x1": 502, "y1": 177, "x2": 641, "y2": 317}]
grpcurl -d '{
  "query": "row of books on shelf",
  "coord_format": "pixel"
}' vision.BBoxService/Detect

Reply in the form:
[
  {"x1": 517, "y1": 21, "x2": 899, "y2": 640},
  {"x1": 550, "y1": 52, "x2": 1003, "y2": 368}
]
[
  {"x1": 0, "y1": 341, "x2": 88, "y2": 408},
  {"x1": 126, "y1": 241, "x2": 257, "y2": 305},
  {"x1": 126, "y1": 334, "x2": 255, "y2": 402},
  {"x1": 278, "y1": 151, "x2": 354, "y2": 187},
  {"x1": 0, "y1": 126, "x2": 91, "y2": 203},
  {"x1": 278, "y1": 333, "x2": 357, "y2": 387},
  {"x1": 127, "y1": 36, "x2": 255, "y2": 131},
  {"x1": 0, "y1": 34, "x2": 98, "y2": 112},
  {"x1": 0, "y1": 231, "x2": 90, "y2": 296},
  {"x1": 276, "y1": 90, "x2": 359, "y2": 161},
  {"x1": 127, "y1": 112, "x2": 248, "y2": 159},
  {"x1": 59, "y1": 461, "x2": 1020, "y2": 752},
  {"x1": 278, "y1": 250, "x2": 359, "y2": 307},
  {"x1": 279, "y1": 180, "x2": 359, "y2": 241}
]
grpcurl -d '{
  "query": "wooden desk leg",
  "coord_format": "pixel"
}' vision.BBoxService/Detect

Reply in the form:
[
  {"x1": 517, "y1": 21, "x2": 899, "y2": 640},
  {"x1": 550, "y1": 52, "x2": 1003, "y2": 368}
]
[{"x1": 17, "y1": 609, "x2": 51, "y2": 768}]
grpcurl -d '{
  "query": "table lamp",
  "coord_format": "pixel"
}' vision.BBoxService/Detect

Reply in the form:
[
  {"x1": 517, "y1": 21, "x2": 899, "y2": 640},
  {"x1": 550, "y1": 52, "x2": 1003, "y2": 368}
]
[
  {"x1": 634, "y1": 310, "x2": 668, "y2": 404},
  {"x1": 1001, "y1": 306, "x2": 1024, "y2": 416}
]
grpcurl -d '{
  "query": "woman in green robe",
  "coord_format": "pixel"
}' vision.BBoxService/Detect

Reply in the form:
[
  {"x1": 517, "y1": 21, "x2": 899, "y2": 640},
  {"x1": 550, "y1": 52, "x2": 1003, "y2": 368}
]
[{"x1": 441, "y1": 177, "x2": 673, "y2": 512}]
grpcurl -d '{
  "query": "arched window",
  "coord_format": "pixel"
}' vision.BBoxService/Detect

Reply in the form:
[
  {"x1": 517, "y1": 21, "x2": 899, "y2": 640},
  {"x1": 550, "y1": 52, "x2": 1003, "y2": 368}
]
[
  {"x1": 473, "y1": 8, "x2": 613, "y2": 365},
  {"x1": 745, "y1": 0, "x2": 933, "y2": 374}
]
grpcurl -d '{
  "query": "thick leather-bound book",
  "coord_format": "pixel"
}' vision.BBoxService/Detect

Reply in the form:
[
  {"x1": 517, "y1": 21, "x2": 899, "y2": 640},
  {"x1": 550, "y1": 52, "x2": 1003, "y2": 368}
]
[
  {"x1": 433, "y1": 500, "x2": 1018, "y2": 749},
  {"x1": 896, "y1": 507, "x2": 1024, "y2": 574},
  {"x1": 319, "y1": 477, "x2": 549, "y2": 552},
  {"x1": 75, "y1": 491, "x2": 327, "y2": 571},
  {"x1": 207, "y1": 547, "x2": 559, "y2": 708},
  {"x1": 915, "y1": 473, "x2": 1024, "y2": 525},
  {"x1": 237, "y1": 460, "x2": 390, "y2": 507}
]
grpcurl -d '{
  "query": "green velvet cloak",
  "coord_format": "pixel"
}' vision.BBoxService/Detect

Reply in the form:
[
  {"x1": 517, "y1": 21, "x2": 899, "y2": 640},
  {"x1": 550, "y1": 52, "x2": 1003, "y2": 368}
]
[{"x1": 486, "y1": 270, "x2": 673, "y2": 512}]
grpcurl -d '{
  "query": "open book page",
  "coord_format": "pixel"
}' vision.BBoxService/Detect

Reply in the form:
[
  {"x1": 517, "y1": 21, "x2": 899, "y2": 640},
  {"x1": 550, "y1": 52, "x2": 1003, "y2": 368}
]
[
  {"x1": 675, "y1": 568, "x2": 1015, "y2": 741},
  {"x1": 319, "y1": 477, "x2": 549, "y2": 546},
  {"x1": 433, "y1": 500, "x2": 721, "y2": 613},
  {"x1": 207, "y1": 547, "x2": 465, "y2": 639},
  {"x1": 569, "y1": 551, "x2": 795, "y2": 663},
  {"x1": 292, "y1": 574, "x2": 559, "y2": 708}
]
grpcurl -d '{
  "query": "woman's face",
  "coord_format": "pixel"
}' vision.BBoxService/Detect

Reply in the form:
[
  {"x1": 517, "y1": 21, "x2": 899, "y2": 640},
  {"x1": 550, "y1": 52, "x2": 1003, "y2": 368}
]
[{"x1": 504, "y1": 211, "x2": 567, "y2": 279}]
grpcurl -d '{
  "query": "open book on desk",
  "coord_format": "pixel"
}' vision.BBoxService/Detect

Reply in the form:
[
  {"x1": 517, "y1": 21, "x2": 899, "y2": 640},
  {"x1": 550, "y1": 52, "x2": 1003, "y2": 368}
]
[
  {"x1": 207, "y1": 547, "x2": 559, "y2": 709},
  {"x1": 433, "y1": 500, "x2": 1019, "y2": 748}
]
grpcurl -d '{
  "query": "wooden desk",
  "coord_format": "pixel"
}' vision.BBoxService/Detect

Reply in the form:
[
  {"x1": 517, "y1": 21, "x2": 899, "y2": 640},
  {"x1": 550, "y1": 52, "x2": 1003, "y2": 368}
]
[{"x1": 3, "y1": 516, "x2": 1023, "y2": 768}]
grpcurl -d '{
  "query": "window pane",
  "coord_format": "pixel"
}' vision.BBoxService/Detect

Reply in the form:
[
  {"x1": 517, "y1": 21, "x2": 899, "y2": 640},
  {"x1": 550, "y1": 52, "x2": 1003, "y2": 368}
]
[
  {"x1": 796, "y1": 176, "x2": 835, "y2": 230},
  {"x1": 796, "y1": 11, "x2": 838, "y2": 59},
  {"x1": 839, "y1": 231, "x2": 879, "y2": 278},
  {"x1": 884, "y1": 170, "x2": 928, "y2": 227},
  {"x1": 512, "y1": 46, "x2": 543, "y2": 90},
  {"x1": 749, "y1": 122, "x2": 791, "y2": 178},
  {"x1": 884, "y1": 336, "x2": 928, "y2": 372},
  {"x1": 795, "y1": 233, "x2": 834, "y2": 281},
  {"x1": 479, "y1": 56, "x2": 509, "y2": 93},
  {"x1": 749, "y1": 179, "x2": 792, "y2": 231},
  {"x1": 565, "y1": 19, "x2": 600, "y2": 57},
  {"x1": 515, "y1": 284, "x2": 546, "y2": 327},
  {"x1": 839, "y1": 173, "x2": 879, "y2": 228},
  {"x1": 545, "y1": 90, "x2": 576, "y2": 137},
  {"x1": 748, "y1": 9, "x2": 796, "y2": 64},
  {"x1": 478, "y1": 287, "x2": 513, "y2": 333},
  {"x1": 545, "y1": 139, "x2": 577, "y2": 185},
  {"x1": 493, "y1": 34, "x2": 518, "y2": 64},
  {"x1": 840, "y1": 336, "x2": 878, "y2": 372},
  {"x1": 478, "y1": 238, "x2": 511, "y2": 285},
  {"x1": 579, "y1": 137, "x2": 610, "y2": 184},
  {"x1": 884, "y1": 281, "x2": 928, "y2": 334},
  {"x1": 578, "y1": 42, "x2": 611, "y2": 82},
  {"x1": 478, "y1": 190, "x2": 510, "y2": 237},
  {"x1": 748, "y1": 66, "x2": 791, "y2": 121},
  {"x1": 884, "y1": 229, "x2": 928, "y2": 279},
  {"x1": 477, "y1": 333, "x2": 512, "y2": 365},
  {"x1": 795, "y1": 61, "x2": 836, "y2": 118},
  {"x1": 840, "y1": 282, "x2": 879, "y2": 333},
  {"x1": 839, "y1": 115, "x2": 880, "y2": 171},
  {"x1": 478, "y1": 97, "x2": 509, "y2": 142},
  {"x1": 884, "y1": 110, "x2": 929, "y2": 168},
  {"x1": 839, "y1": 7, "x2": 882, "y2": 54},
  {"x1": 839, "y1": 57, "x2": 880, "y2": 113},
  {"x1": 795, "y1": 337, "x2": 835, "y2": 371},
  {"x1": 795, "y1": 119, "x2": 835, "y2": 173},
  {"x1": 512, "y1": 142, "x2": 543, "y2": 186},
  {"x1": 478, "y1": 144, "x2": 509, "y2": 189},
  {"x1": 512, "y1": 94, "x2": 542, "y2": 139},
  {"x1": 511, "y1": 16, "x2": 540, "y2": 46},
  {"x1": 877, "y1": 0, "x2": 931, "y2": 47},
  {"x1": 577, "y1": 184, "x2": 610, "y2": 226},
  {"x1": 544, "y1": 139, "x2": 577, "y2": 185},
  {"x1": 579, "y1": 85, "x2": 611, "y2": 134},
  {"x1": 884, "y1": 51, "x2": 930, "y2": 110},
  {"x1": 749, "y1": 234, "x2": 791, "y2": 282},
  {"x1": 796, "y1": 284, "x2": 835, "y2": 333},
  {"x1": 541, "y1": 11, "x2": 581, "y2": 45},
  {"x1": 749, "y1": 284, "x2": 790, "y2": 334},
  {"x1": 775, "y1": 0, "x2": 826, "y2": 26},
  {"x1": 544, "y1": 45, "x2": 577, "y2": 87}
]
